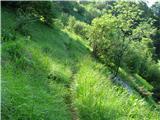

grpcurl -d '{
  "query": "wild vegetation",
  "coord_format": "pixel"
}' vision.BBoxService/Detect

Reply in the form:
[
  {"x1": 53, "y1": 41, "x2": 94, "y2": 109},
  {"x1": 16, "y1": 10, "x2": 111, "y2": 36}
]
[{"x1": 1, "y1": 1, "x2": 160, "y2": 120}]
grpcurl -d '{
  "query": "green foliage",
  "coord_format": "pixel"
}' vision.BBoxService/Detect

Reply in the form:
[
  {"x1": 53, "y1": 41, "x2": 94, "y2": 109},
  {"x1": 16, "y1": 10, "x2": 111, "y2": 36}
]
[
  {"x1": 72, "y1": 21, "x2": 90, "y2": 39},
  {"x1": 1, "y1": 6, "x2": 90, "y2": 119},
  {"x1": 89, "y1": 1, "x2": 156, "y2": 77},
  {"x1": 2, "y1": 64, "x2": 71, "y2": 120},
  {"x1": 2, "y1": 1, "x2": 160, "y2": 120},
  {"x1": 67, "y1": 16, "x2": 76, "y2": 30},
  {"x1": 1, "y1": 35, "x2": 73, "y2": 120},
  {"x1": 57, "y1": 1, "x2": 89, "y2": 23},
  {"x1": 151, "y1": 2, "x2": 160, "y2": 59},
  {"x1": 111, "y1": 1, "x2": 147, "y2": 26},
  {"x1": 151, "y1": 1, "x2": 160, "y2": 18},
  {"x1": 2, "y1": 40, "x2": 35, "y2": 70},
  {"x1": 2, "y1": 1, "x2": 54, "y2": 27},
  {"x1": 2, "y1": 41, "x2": 24, "y2": 61},
  {"x1": 89, "y1": 14, "x2": 127, "y2": 73},
  {"x1": 59, "y1": 13, "x2": 69, "y2": 27},
  {"x1": 153, "y1": 86, "x2": 160, "y2": 102},
  {"x1": 122, "y1": 40, "x2": 153, "y2": 74},
  {"x1": 147, "y1": 64, "x2": 160, "y2": 86},
  {"x1": 153, "y1": 29, "x2": 160, "y2": 59},
  {"x1": 67, "y1": 16, "x2": 90, "y2": 40},
  {"x1": 82, "y1": 3, "x2": 102, "y2": 23},
  {"x1": 2, "y1": 29, "x2": 16, "y2": 42},
  {"x1": 53, "y1": 19, "x2": 64, "y2": 29},
  {"x1": 118, "y1": 69, "x2": 155, "y2": 104},
  {"x1": 15, "y1": 9, "x2": 32, "y2": 36},
  {"x1": 88, "y1": 2, "x2": 160, "y2": 104},
  {"x1": 73, "y1": 57, "x2": 160, "y2": 120}
]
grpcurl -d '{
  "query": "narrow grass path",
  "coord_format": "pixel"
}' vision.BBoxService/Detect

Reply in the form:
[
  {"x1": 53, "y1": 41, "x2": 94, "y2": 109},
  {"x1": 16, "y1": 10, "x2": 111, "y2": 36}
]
[
  {"x1": 60, "y1": 59, "x2": 80, "y2": 120},
  {"x1": 67, "y1": 66, "x2": 79, "y2": 120}
]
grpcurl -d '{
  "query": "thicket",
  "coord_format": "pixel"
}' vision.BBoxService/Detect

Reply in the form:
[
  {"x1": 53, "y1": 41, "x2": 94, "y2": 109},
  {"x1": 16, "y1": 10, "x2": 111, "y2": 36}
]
[
  {"x1": 1, "y1": 9, "x2": 73, "y2": 119},
  {"x1": 151, "y1": 2, "x2": 160, "y2": 59},
  {"x1": 2, "y1": 1, "x2": 160, "y2": 118},
  {"x1": 67, "y1": 16, "x2": 90, "y2": 40},
  {"x1": 2, "y1": 1, "x2": 54, "y2": 27},
  {"x1": 88, "y1": 1, "x2": 160, "y2": 101},
  {"x1": 73, "y1": 57, "x2": 160, "y2": 120}
]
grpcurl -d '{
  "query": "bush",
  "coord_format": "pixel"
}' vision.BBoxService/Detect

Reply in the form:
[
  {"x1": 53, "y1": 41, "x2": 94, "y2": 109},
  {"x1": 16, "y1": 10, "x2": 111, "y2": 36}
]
[
  {"x1": 2, "y1": 40, "x2": 34, "y2": 70},
  {"x1": 73, "y1": 21, "x2": 90, "y2": 39},
  {"x1": 15, "y1": 9, "x2": 31, "y2": 36},
  {"x1": 2, "y1": 29, "x2": 16, "y2": 42},
  {"x1": 3, "y1": 1, "x2": 54, "y2": 28},
  {"x1": 53, "y1": 19, "x2": 64, "y2": 29},
  {"x1": 59, "y1": 13, "x2": 69, "y2": 26},
  {"x1": 152, "y1": 86, "x2": 160, "y2": 102},
  {"x1": 67, "y1": 16, "x2": 76, "y2": 30},
  {"x1": 147, "y1": 64, "x2": 160, "y2": 86},
  {"x1": 122, "y1": 41, "x2": 153, "y2": 75},
  {"x1": 2, "y1": 41, "x2": 24, "y2": 60},
  {"x1": 89, "y1": 14, "x2": 125, "y2": 67},
  {"x1": 84, "y1": 4, "x2": 102, "y2": 23},
  {"x1": 73, "y1": 57, "x2": 160, "y2": 120},
  {"x1": 67, "y1": 16, "x2": 90, "y2": 39},
  {"x1": 33, "y1": 1, "x2": 54, "y2": 27}
]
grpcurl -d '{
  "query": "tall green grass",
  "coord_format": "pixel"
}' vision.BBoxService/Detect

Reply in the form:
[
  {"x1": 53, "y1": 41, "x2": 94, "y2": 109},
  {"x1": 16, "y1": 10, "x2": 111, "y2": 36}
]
[
  {"x1": 2, "y1": 6, "x2": 160, "y2": 120},
  {"x1": 2, "y1": 8, "x2": 81, "y2": 119},
  {"x1": 2, "y1": 38, "x2": 73, "y2": 119},
  {"x1": 73, "y1": 56, "x2": 160, "y2": 120}
]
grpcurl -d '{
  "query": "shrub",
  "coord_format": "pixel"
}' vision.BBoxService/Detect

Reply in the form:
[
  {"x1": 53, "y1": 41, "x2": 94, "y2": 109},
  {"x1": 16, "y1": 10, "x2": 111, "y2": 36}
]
[
  {"x1": 2, "y1": 29, "x2": 16, "y2": 42},
  {"x1": 67, "y1": 16, "x2": 76, "y2": 30},
  {"x1": 152, "y1": 86, "x2": 160, "y2": 102},
  {"x1": 84, "y1": 4, "x2": 102, "y2": 23},
  {"x1": 33, "y1": 1, "x2": 54, "y2": 27},
  {"x1": 147, "y1": 64, "x2": 160, "y2": 86},
  {"x1": 42, "y1": 46, "x2": 52, "y2": 54},
  {"x1": 15, "y1": 8, "x2": 32, "y2": 36},
  {"x1": 3, "y1": 1, "x2": 54, "y2": 28},
  {"x1": 89, "y1": 14, "x2": 126, "y2": 68},
  {"x1": 53, "y1": 19, "x2": 64, "y2": 29},
  {"x1": 2, "y1": 40, "x2": 34, "y2": 70},
  {"x1": 2, "y1": 41, "x2": 24, "y2": 60},
  {"x1": 59, "y1": 13, "x2": 69, "y2": 27},
  {"x1": 67, "y1": 16, "x2": 90, "y2": 39},
  {"x1": 73, "y1": 21, "x2": 90, "y2": 39},
  {"x1": 122, "y1": 41, "x2": 153, "y2": 74},
  {"x1": 73, "y1": 57, "x2": 160, "y2": 120},
  {"x1": 15, "y1": 55, "x2": 34, "y2": 70}
]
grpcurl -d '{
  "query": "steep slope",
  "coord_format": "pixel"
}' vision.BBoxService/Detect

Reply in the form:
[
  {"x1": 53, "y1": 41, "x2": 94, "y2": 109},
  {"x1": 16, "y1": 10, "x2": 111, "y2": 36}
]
[
  {"x1": 2, "y1": 7, "x2": 88, "y2": 120},
  {"x1": 2, "y1": 7, "x2": 160, "y2": 120},
  {"x1": 73, "y1": 57, "x2": 160, "y2": 120}
]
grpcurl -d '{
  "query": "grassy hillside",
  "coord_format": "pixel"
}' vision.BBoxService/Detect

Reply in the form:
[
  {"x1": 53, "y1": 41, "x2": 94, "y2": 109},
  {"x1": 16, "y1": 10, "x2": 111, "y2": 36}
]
[
  {"x1": 2, "y1": 6, "x2": 160, "y2": 120},
  {"x1": 73, "y1": 58, "x2": 160, "y2": 119},
  {"x1": 2, "y1": 7, "x2": 88, "y2": 120}
]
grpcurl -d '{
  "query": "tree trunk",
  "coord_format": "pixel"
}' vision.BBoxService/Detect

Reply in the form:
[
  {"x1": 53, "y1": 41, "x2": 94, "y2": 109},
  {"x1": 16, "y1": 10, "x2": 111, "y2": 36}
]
[{"x1": 92, "y1": 44, "x2": 98, "y2": 58}]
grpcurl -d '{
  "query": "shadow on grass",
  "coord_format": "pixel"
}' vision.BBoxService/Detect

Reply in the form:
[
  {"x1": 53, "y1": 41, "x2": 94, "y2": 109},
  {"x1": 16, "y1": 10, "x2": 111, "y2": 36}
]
[
  {"x1": 1, "y1": 8, "x2": 90, "y2": 119},
  {"x1": 28, "y1": 22, "x2": 90, "y2": 67}
]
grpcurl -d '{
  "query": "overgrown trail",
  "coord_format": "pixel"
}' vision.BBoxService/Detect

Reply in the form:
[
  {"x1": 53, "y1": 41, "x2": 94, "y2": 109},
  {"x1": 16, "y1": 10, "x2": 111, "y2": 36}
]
[
  {"x1": 2, "y1": 2, "x2": 160, "y2": 119},
  {"x1": 65, "y1": 65, "x2": 79, "y2": 120}
]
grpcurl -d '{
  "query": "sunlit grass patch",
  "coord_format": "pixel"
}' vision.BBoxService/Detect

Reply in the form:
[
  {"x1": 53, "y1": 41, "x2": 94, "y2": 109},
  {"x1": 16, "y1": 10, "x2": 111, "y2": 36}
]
[{"x1": 73, "y1": 56, "x2": 160, "y2": 120}]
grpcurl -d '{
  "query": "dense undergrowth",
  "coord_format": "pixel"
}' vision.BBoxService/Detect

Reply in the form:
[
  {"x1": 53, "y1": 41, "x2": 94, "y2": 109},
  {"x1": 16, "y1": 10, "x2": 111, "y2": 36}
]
[
  {"x1": 73, "y1": 57, "x2": 160, "y2": 120},
  {"x1": 2, "y1": 7, "x2": 87, "y2": 119},
  {"x1": 2, "y1": 3, "x2": 160, "y2": 120}
]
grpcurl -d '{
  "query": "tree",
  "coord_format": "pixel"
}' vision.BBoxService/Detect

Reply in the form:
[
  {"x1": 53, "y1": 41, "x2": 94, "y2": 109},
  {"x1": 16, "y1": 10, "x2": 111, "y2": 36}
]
[
  {"x1": 89, "y1": 1, "x2": 155, "y2": 77},
  {"x1": 151, "y1": 2, "x2": 160, "y2": 59},
  {"x1": 89, "y1": 14, "x2": 130, "y2": 77},
  {"x1": 2, "y1": 1, "x2": 54, "y2": 27}
]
